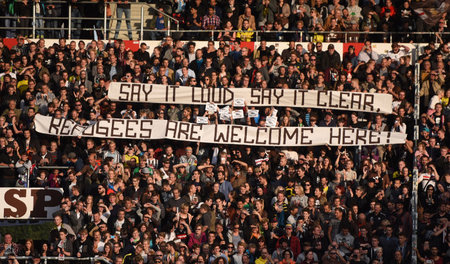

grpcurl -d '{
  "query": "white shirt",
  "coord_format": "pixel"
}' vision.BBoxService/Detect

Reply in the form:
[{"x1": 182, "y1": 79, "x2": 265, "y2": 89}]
[{"x1": 387, "y1": 50, "x2": 407, "y2": 62}]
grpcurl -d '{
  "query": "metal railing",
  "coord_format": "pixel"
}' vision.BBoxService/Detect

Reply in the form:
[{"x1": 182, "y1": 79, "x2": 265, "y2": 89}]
[
  {"x1": 0, "y1": 1, "x2": 448, "y2": 41},
  {"x1": 0, "y1": 256, "x2": 112, "y2": 264},
  {"x1": 146, "y1": 4, "x2": 180, "y2": 40}
]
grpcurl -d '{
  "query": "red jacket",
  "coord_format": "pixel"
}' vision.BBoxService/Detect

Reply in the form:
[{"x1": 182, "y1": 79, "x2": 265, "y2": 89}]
[{"x1": 277, "y1": 235, "x2": 302, "y2": 258}]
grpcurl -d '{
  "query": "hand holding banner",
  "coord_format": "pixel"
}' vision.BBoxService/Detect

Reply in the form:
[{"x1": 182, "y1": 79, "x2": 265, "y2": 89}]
[
  {"x1": 234, "y1": 98, "x2": 245, "y2": 107},
  {"x1": 248, "y1": 110, "x2": 259, "y2": 118},
  {"x1": 205, "y1": 102, "x2": 218, "y2": 112},
  {"x1": 266, "y1": 116, "x2": 278, "y2": 127},
  {"x1": 232, "y1": 110, "x2": 245, "y2": 119},
  {"x1": 196, "y1": 116, "x2": 209, "y2": 124}
]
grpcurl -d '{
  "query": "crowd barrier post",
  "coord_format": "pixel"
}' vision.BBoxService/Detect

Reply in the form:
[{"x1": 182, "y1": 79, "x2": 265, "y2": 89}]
[
  {"x1": 411, "y1": 61, "x2": 421, "y2": 263},
  {"x1": 140, "y1": 6, "x2": 144, "y2": 41},
  {"x1": 103, "y1": 4, "x2": 107, "y2": 39},
  {"x1": 68, "y1": 4, "x2": 72, "y2": 39},
  {"x1": 32, "y1": 2, "x2": 36, "y2": 39},
  {"x1": 168, "y1": 20, "x2": 171, "y2": 37}
]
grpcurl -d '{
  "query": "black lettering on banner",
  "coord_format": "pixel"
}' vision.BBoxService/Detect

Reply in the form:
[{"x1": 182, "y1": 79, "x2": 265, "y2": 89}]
[
  {"x1": 261, "y1": 89, "x2": 271, "y2": 105},
  {"x1": 142, "y1": 84, "x2": 153, "y2": 101},
  {"x1": 273, "y1": 89, "x2": 284, "y2": 104},
  {"x1": 119, "y1": 83, "x2": 130, "y2": 101},
  {"x1": 165, "y1": 121, "x2": 178, "y2": 138},
  {"x1": 342, "y1": 128, "x2": 355, "y2": 145},
  {"x1": 30, "y1": 189, "x2": 62, "y2": 218},
  {"x1": 131, "y1": 84, "x2": 141, "y2": 101},
  {"x1": 243, "y1": 127, "x2": 255, "y2": 144},
  {"x1": 328, "y1": 91, "x2": 339, "y2": 108},
  {"x1": 355, "y1": 129, "x2": 367, "y2": 145},
  {"x1": 60, "y1": 119, "x2": 72, "y2": 135},
  {"x1": 351, "y1": 93, "x2": 362, "y2": 110},
  {"x1": 190, "y1": 124, "x2": 202, "y2": 141},
  {"x1": 269, "y1": 128, "x2": 281, "y2": 145},
  {"x1": 214, "y1": 125, "x2": 230, "y2": 142},
  {"x1": 70, "y1": 123, "x2": 85, "y2": 135},
  {"x1": 83, "y1": 123, "x2": 95, "y2": 136},
  {"x1": 339, "y1": 92, "x2": 350, "y2": 109},
  {"x1": 364, "y1": 94, "x2": 374, "y2": 111},
  {"x1": 125, "y1": 120, "x2": 138, "y2": 138},
  {"x1": 230, "y1": 126, "x2": 242, "y2": 143},
  {"x1": 256, "y1": 128, "x2": 267, "y2": 144},
  {"x1": 294, "y1": 90, "x2": 307, "y2": 106},
  {"x1": 140, "y1": 120, "x2": 153, "y2": 139},
  {"x1": 192, "y1": 87, "x2": 200, "y2": 103},
  {"x1": 283, "y1": 128, "x2": 299, "y2": 145},
  {"x1": 178, "y1": 122, "x2": 191, "y2": 139},
  {"x1": 96, "y1": 120, "x2": 110, "y2": 137},
  {"x1": 317, "y1": 91, "x2": 327, "y2": 107},
  {"x1": 201, "y1": 88, "x2": 210, "y2": 103},
  {"x1": 386, "y1": 132, "x2": 391, "y2": 144},
  {"x1": 329, "y1": 128, "x2": 342, "y2": 145},
  {"x1": 171, "y1": 85, "x2": 179, "y2": 102},
  {"x1": 111, "y1": 120, "x2": 124, "y2": 137},
  {"x1": 369, "y1": 130, "x2": 381, "y2": 144},
  {"x1": 48, "y1": 116, "x2": 62, "y2": 134},
  {"x1": 301, "y1": 128, "x2": 313, "y2": 145},
  {"x1": 250, "y1": 88, "x2": 261, "y2": 104},
  {"x1": 3, "y1": 189, "x2": 27, "y2": 218},
  {"x1": 224, "y1": 88, "x2": 234, "y2": 104},
  {"x1": 165, "y1": 85, "x2": 170, "y2": 102},
  {"x1": 211, "y1": 88, "x2": 222, "y2": 104}
]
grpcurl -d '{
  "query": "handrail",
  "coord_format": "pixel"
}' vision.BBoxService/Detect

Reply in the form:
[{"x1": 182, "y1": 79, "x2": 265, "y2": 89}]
[
  {"x1": 0, "y1": 256, "x2": 112, "y2": 264},
  {"x1": 146, "y1": 4, "x2": 180, "y2": 25},
  {"x1": 0, "y1": 20, "x2": 447, "y2": 35},
  {"x1": 1, "y1": 0, "x2": 448, "y2": 41},
  {"x1": 145, "y1": 3, "x2": 180, "y2": 37}
]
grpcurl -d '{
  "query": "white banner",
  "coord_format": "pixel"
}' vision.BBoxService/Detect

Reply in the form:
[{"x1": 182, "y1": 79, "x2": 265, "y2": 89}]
[
  {"x1": 107, "y1": 83, "x2": 393, "y2": 114},
  {"x1": 0, "y1": 188, "x2": 63, "y2": 219},
  {"x1": 35, "y1": 115, "x2": 406, "y2": 147}
]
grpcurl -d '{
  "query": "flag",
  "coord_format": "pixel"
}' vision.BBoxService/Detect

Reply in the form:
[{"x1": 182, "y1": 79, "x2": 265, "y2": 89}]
[
  {"x1": 93, "y1": 26, "x2": 98, "y2": 41},
  {"x1": 413, "y1": 0, "x2": 450, "y2": 26}
]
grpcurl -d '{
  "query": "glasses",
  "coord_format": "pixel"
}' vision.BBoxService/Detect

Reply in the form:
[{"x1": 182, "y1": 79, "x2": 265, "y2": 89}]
[
  {"x1": 310, "y1": 59, "x2": 316, "y2": 61},
  {"x1": 305, "y1": 184, "x2": 311, "y2": 186},
  {"x1": 156, "y1": 255, "x2": 163, "y2": 257},
  {"x1": 228, "y1": 246, "x2": 234, "y2": 249}
]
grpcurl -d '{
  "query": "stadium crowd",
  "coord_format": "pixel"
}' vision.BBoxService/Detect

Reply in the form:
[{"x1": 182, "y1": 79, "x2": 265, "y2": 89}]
[
  {"x1": 0, "y1": 3, "x2": 449, "y2": 264},
  {"x1": 0, "y1": 0, "x2": 448, "y2": 42}
]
